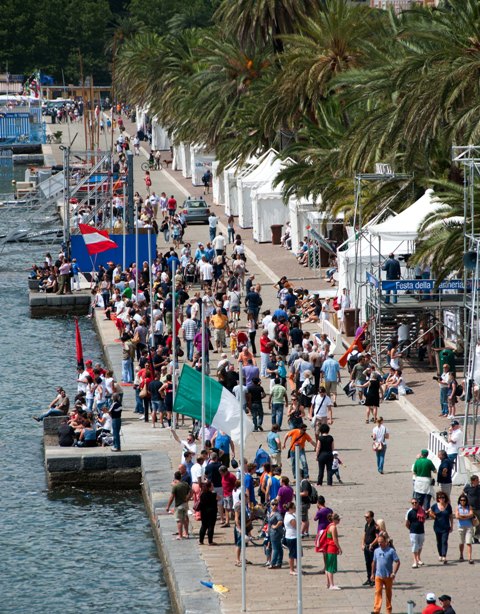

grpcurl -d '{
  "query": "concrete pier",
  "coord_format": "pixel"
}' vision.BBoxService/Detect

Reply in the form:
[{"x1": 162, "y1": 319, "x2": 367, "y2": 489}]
[{"x1": 29, "y1": 290, "x2": 90, "y2": 316}]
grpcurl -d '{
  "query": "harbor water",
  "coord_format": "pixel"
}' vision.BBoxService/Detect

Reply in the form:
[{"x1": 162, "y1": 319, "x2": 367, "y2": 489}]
[{"x1": 0, "y1": 170, "x2": 172, "y2": 613}]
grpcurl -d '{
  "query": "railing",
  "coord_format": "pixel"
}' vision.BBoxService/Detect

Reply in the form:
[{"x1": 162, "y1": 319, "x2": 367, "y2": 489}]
[{"x1": 427, "y1": 431, "x2": 469, "y2": 485}]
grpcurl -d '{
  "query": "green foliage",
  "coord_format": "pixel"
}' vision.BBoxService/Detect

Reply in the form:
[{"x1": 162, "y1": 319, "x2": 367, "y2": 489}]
[
  {"x1": 114, "y1": 0, "x2": 480, "y2": 276},
  {"x1": 0, "y1": 0, "x2": 114, "y2": 82}
]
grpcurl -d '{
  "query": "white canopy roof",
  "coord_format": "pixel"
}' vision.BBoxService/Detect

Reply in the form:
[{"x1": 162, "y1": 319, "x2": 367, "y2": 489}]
[
  {"x1": 240, "y1": 149, "x2": 292, "y2": 186},
  {"x1": 369, "y1": 188, "x2": 444, "y2": 241}
]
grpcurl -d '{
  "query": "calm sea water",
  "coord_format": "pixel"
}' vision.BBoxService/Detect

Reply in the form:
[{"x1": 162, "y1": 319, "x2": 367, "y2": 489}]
[{"x1": 0, "y1": 168, "x2": 172, "y2": 613}]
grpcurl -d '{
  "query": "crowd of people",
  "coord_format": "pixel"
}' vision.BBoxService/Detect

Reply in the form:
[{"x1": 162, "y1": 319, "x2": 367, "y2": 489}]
[{"x1": 33, "y1": 116, "x2": 473, "y2": 612}]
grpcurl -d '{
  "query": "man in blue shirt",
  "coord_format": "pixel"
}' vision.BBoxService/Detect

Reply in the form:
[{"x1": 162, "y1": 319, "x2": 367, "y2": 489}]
[
  {"x1": 371, "y1": 534, "x2": 400, "y2": 614},
  {"x1": 321, "y1": 353, "x2": 341, "y2": 406}
]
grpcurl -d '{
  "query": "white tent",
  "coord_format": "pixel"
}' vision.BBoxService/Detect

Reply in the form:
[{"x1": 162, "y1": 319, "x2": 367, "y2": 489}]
[
  {"x1": 212, "y1": 160, "x2": 224, "y2": 205},
  {"x1": 337, "y1": 233, "x2": 407, "y2": 320},
  {"x1": 237, "y1": 149, "x2": 291, "y2": 229},
  {"x1": 179, "y1": 143, "x2": 191, "y2": 178},
  {"x1": 223, "y1": 161, "x2": 240, "y2": 216},
  {"x1": 369, "y1": 188, "x2": 443, "y2": 240},
  {"x1": 172, "y1": 142, "x2": 182, "y2": 171},
  {"x1": 151, "y1": 120, "x2": 171, "y2": 151},
  {"x1": 190, "y1": 144, "x2": 215, "y2": 186},
  {"x1": 288, "y1": 196, "x2": 325, "y2": 253},
  {"x1": 251, "y1": 180, "x2": 288, "y2": 242},
  {"x1": 135, "y1": 105, "x2": 148, "y2": 132}
]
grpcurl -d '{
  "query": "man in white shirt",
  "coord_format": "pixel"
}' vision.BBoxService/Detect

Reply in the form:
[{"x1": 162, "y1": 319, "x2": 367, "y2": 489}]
[
  {"x1": 198, "y1": 256, "x2": 213, "y2": 289},
  {"x1": 446, "y1": 420, "x2": 463, "y2": 462},
  {"x1": 190, "y1": 455, "x2": 205, "y2": 485},
  {"x1": 208, "y1": 213, "x2": 219, "y2": 241},
  {"x1": 212, "y1": 232, "x2": 226, "y2": 255},
  {"x1": 309, "y1": 386, "x2": 334, "y2": 437},
  {"x1": 172, "y1": 429, "x2": 197, "y2": 462},
  {"x1": 397, "y1": 319, "x2": 411, "y2": 356}
]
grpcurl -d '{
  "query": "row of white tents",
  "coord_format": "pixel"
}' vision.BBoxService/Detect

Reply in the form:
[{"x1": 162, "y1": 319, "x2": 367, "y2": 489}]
[{"x1": 137, "y1": 115, "x2": 330, "y2": 249}]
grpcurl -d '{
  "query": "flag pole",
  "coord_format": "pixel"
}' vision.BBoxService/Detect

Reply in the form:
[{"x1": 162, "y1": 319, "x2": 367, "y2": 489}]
[
  {"x1": 239, "y1": 362, "x2": 246, "y2": 612},
  {"x1": 135, "y1": 208, "x2": 139, "y2": 299},
  {"x1": 295, "y1": 445, "x2": 303, "y2": 614},
  {"x1": 201, "y1": 303, "x2": 206, "y2": 444},
  {"x1": 147, "y1": 226, "x2": 154, "y2": 348},
  {"x1": 172, "y1": 260, "x2": 177, "y2": 429},
  {"x1": 122, "y1": 181, "x2": 126, "y2": 273}
]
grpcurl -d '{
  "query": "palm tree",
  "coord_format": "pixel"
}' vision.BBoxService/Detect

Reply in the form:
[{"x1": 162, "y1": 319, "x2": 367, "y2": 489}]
[{"x1": 213, "y1": 0, "x2": 324, "y2": 52}]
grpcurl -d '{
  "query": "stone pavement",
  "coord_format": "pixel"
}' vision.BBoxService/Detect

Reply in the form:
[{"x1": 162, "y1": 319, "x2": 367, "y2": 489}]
[{"x1": 46, "y1": 119, "x2": 476, "y2": 613}]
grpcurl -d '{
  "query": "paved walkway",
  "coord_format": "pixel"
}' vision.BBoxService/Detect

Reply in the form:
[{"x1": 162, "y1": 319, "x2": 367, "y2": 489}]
[{"x1": 46, "y1": 120, "x2": 475, "y2": 614}]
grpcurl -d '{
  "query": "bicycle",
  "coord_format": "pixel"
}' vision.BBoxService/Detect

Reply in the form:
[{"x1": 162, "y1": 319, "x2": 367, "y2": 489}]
[{"x1": 141, "y1": 160, "x2": 163, "y2": 171}]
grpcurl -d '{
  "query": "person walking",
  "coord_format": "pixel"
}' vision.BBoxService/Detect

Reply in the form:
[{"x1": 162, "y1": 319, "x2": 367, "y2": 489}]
[
  {"x1": 362, "y1": 510, "x2": 379, "y2": 586},
  {"x1": 197, "y1": 480, "x2": 219, "y2": 546},
  {"x1": 324, "y1": 513, "x2": 342, "y2": 590},
  {"x1": 455, "y1": 493, "x2": 475, "y2": 564},
  {"x1": 371, "y1": 533, "x2": 400, "y2": 614},
  {"x1": 372, "y1": 417, "x2": 389, "y2": 474},
  {"x1": 405, "y1": 498, "x2": 426, "y2": 568},
  {"x1": 429, "y1": 491, "x2": 453, "y2": 564},
  {"x1": 208, "y1": 211, "x2": 218, "y2": 241},
  {"x1": 202, "y1": 169, "x2": 212, "y2": 194},
  {"x1": 413, "y1": 449, "x2": 437, "y2": 512},
  {"x1": 316, "y1": 423, "x2": 334, "y2": 486},
  {"x1": 269, "y1": 377, "x2": 288, "y2": 429},
  {"x1": 436, "y1": 450, "x2": 453, "y2": 499},
  {"x1": 363, "y1": 372, "x2": 382, "y2": 424},
  {"x1": 320, "y1": 353, "x2": 341, "y2": 407},
  {"x1": 283, "y1": 423, "x2": 315, "y2": 480}
]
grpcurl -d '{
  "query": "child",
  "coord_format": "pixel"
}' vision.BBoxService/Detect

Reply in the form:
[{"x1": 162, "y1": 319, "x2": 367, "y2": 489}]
[
  {"x1": 229, "y1": 331, "x2": 238, "y2": 358},
  {"x1": 331, "y1": 451, "x2": 344, "y2": 484}
]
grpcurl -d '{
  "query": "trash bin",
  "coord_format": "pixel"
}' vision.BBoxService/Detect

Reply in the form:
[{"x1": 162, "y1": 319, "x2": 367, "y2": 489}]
[
  {"x1": 343, "y1": 308, "x2": 359, "y2": 337},
  {"x1": 271, "y1": 224, "x2": 283, "y2": 245},
  {"x1": 439, "y1": 348, "x2": 456, "y2": 376}
]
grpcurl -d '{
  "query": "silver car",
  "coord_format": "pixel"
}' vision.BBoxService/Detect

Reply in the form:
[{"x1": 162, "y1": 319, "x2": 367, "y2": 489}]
[{"x1": 182, "y1": 198, "x2": 210, "y2": 224}]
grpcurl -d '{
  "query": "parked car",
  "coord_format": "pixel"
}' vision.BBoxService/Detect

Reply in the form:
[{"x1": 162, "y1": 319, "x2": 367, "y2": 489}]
[
  {"x1": 44, "y1": 99, "x2": 74, "y2": 116},
  {"x1": 182, "y1": 197, "x2": 209, "y2": 224}
]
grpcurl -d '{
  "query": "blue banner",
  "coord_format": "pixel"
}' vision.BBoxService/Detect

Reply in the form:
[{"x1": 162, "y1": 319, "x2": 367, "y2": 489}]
[
  {"x1": 381, "y1": 279, "x2": 465, "y2": 292},
  {"x1": 366, "y1": 272, "x2": 379, "y2": 288}
]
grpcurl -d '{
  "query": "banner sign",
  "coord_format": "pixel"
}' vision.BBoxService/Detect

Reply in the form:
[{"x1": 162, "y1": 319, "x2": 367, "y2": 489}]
[
  {"x1": 381, "y1": 279, "x2": 465, "y2": 292},
  {"x1": 366, "y1": 272, "x2": 379, "y2": 288}
]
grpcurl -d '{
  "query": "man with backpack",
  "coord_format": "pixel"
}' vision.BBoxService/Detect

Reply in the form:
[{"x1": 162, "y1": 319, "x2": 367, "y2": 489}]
[
  {"x1": 300, "y1": 478, "x2": 318, "y2": 537},
  {"x1": 202, "y1": 169, "x2": 212, "y2": 194}
]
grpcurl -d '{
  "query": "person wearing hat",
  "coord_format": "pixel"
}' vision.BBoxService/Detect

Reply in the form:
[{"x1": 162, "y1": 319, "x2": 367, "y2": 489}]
[
  {"x1": 413, "y1": 449, "x2": 437, "y2": 512},
  {"x1": 438, "y1": 594, "x2": 455, "y2": 614},
  {"x1": 421, "y1": 593, "x2": 442, "y2": 614},
  {"x1": 446, "y1": 420, "x2": 463, "y2": 462}
]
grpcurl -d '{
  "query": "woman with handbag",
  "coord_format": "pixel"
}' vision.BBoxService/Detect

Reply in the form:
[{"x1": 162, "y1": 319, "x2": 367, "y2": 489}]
[
  {"x1": 322, "y1": 513, "x2": 343, "y2": 589},
  {"x1": 139, "y1": 364, "x2": 153, "y2": 422},
  {"x1": 429, "y1": 491, "x2": 453, "y2": 563},
  {"x1": 372, "y1": 417, "x2": 389, "y2": 474}
]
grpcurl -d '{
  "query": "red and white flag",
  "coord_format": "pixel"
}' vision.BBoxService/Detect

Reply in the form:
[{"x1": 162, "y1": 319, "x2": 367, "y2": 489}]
[{"x1": 78, "y1": 224, "x2": 118, "y2": 256}]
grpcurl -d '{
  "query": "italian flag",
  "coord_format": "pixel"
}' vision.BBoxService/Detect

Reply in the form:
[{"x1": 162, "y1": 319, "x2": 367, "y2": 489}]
[{"x1": 174, "y1": 365, "x2": 253, "y2": 444}]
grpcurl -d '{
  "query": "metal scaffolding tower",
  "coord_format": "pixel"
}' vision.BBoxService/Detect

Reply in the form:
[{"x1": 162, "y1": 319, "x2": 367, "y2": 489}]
[{"x1": 452, "y1": 146, "x2": 480, "y2": 446}]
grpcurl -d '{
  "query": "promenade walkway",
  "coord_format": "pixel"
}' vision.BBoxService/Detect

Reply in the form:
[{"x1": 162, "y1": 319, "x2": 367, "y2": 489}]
[{"x1": 46, "y1": 120, "x2": 473, "y2": 613}]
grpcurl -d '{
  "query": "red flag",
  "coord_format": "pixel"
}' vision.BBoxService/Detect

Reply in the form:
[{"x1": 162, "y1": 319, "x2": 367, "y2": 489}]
[
  {"x1": 78, "y1": 223, "x2": 118, "y2": 256},
  {"x1": 75, "y1": 317, "x2": 84, "y2": 371},
  {"x1": 338, "y1": 322, "x2": 367, "y2": 368}
]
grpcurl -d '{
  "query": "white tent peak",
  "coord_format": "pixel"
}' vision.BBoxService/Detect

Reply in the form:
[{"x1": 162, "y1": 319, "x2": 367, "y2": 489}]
[{"x1": 369, "y1": 188, "x2": 446, "y2": 241}]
